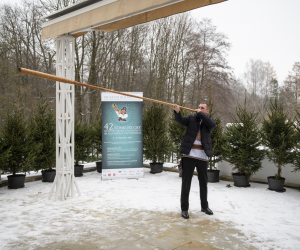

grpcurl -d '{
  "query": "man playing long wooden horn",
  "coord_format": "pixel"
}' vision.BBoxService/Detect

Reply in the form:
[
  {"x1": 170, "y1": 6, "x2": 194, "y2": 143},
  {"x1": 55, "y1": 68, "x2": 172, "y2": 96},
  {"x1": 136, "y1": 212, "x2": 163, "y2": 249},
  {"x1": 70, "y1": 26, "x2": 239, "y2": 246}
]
[{"x1": 172, "y1": 103, "x2": 216, "y2": 219}]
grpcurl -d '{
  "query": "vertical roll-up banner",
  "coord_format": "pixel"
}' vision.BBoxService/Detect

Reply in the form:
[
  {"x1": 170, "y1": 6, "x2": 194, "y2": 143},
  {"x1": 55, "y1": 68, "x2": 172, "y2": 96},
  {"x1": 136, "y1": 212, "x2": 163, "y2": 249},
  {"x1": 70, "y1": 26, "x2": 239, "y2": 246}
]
[{"x1": 101, "y1": 92, "x2": 144, "y2": 180}]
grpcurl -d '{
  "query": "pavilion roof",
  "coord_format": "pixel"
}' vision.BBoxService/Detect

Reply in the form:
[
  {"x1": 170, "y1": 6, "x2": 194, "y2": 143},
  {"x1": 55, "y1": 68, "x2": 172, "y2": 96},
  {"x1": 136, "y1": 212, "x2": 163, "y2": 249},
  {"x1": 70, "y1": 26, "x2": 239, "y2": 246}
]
[{"x1": 41, "y1": 0, "x2": 226, "y2": 40}]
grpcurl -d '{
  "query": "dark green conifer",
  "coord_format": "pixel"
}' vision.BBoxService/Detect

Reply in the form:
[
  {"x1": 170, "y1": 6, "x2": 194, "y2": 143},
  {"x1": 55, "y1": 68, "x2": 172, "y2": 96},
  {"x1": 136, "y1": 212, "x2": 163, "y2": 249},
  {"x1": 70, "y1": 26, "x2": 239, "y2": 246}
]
[
  {"x1": 292, "y1": 110, "x2": 300, "y2": 173},
  {"x1": 209, "y1": 116, "x2": 224, "y2": 170},
  {"x1": 169, "y1": 107, "x2": 188, "y2": 162},
  {"x1": 30, "y1": 94, "x2": 56, "y2": 171},
  {"x1": 208, "y1": 86, "x2": 224, "y2": 170},
  {"x1": 90, "y1": 113, "x2": 102, "y2": 160},
  {"x1": 1, "y1": 98, "x2": 37, "y2": 175},
  {"x1": 0, "y1": 138, "x2": 11, "y2": 172},
  {"x1": 262, "y1": 98, "x2": 296, "y2": 177},
  {"x1": 143, "y1": 103, "x2": 170, "y2": 163},
  {"x1": 223, "y1": 97, "x2": 264, "y2": 177},
  {"x1": 74, "y1": 120, "x2": 93, "y2": 166}
]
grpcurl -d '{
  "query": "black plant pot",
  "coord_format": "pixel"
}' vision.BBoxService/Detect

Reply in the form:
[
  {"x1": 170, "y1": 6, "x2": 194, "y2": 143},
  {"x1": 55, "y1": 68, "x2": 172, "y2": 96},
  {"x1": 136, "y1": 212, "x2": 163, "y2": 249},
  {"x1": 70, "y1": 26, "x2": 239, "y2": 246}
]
[
  {"x1": 7, "y1": 174, "x2": 26, "y2": 189},
  {"x1": 74, "y1": 165, "x2": 84, "y2": 177},
  {"x1": 207, "y1": 170, "x2": 220, "y2": 182},
  {"x1": 232, "y1": 173, "x2": 250, "y2": 187},
  {"x1": 267, "y1": 176, "x2": 286, "y2": 192},
  {"x1": 96, "y1": 161, "x2": 102, "y2": 173},
  {"x1": 42, "y1": 170, "x2": 56, "y2": 182},
  {"x1": 150, "y1": 162, "x2": 163, "y2": 173},
  {"x1": 178, "y1": 165, "x2": 182, "y2": 177}
]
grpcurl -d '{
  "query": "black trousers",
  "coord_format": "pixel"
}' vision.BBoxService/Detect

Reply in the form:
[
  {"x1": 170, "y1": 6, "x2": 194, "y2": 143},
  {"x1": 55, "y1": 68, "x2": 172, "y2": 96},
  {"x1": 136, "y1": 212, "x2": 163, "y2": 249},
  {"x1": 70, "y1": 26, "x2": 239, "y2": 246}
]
[{"x1": 181, "y1": 157, "x2": 208, "y2": 211}]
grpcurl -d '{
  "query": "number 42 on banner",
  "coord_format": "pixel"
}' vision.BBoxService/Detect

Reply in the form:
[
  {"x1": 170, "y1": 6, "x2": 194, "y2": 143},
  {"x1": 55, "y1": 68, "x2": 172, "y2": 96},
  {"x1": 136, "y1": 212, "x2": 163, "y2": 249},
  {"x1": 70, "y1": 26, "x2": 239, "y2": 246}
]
[{"x1": 104, "y1": 123, "x2": 113, "y2": 131}]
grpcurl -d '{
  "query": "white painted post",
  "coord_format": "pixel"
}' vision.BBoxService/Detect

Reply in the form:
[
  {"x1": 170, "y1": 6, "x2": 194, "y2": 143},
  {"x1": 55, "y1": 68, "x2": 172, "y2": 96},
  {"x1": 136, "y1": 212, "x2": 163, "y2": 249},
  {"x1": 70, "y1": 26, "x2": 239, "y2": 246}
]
[{"x1": 49, "y1": 35, "x2": 81, "y2": 201}]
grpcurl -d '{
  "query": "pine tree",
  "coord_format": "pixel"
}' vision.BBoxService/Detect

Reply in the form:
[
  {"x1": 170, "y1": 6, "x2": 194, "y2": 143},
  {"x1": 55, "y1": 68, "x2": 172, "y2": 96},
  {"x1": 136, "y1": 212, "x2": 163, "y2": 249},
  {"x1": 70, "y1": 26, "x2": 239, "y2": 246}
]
[
  {"x1": 0, "y1": 137, "x2": 11, "y2": 173},
  {"x1": 209, "y1": 116, "x2": 224, "y2": 170},
  {"x1": 143, "y1": 103, "x2": 170, "y2": 163},
  {"x1": 208, "y1": 85, "x2": 224, "y2": 170},
  {"x1": 30, "y1": 94, "x2": 56, "y2": 171},
  {"x1": 169, "y1": 107, "x2": 189, "y2": 162},
  {"x1": 292, "y1": 110, "x2": 300, "y2": 173},
  {"x1": 1, "y1": 98, "x2": 38, "y2": 175},
  {"x1": 74, "y1": 120, "x2": 93, "y2": 166},
  {"x1": 91, "y1": 113, "x2": 102, "y2": 160},
  {"x1": 223, "y1": 97, "x2": 264, "y2": 177},
  {"x1": 261, "y1": 98, "x2": 296, "y2": 177}
]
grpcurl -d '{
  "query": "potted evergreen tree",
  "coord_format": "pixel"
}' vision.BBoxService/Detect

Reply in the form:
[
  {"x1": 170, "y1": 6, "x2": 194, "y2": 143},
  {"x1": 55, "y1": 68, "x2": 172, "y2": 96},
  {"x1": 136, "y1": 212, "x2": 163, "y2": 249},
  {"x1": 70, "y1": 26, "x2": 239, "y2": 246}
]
[
  {"x1": 0, "y1": 139, "x2": 11, "y2": 181},
  {"x1": 91, "y1": 114, "x2": 102, "y2": 173},
  {"x1": 292, "y1": 110, "x2": 300, "y2": 173},
  {"x1": 143, "y1": 103, "x2": 170, "y2": 173},
  {"x1": 223, "y1": 98, "x2": 264, "y2": 187},
  {"x1": 74, "y1": 120, "x2": 93, "y2": 177},
  {"x1": 208, "y1": 116, "x2": 224, "y2": 182},
  {"x1": 30, "y1": 94, "x2": 56, "y2": 182},
  {"x1": 169, "y1": 107, "x2": 188, "y2": 177},
  {"x1": 207, "y1": 87, "x2": 224, "y2": 182},
  {"x1": 261, "y1": 98, "x2": 296, "y2": 192},
  {"x1": 1, "y1": 100, "x2": 38, "y2": 188}
]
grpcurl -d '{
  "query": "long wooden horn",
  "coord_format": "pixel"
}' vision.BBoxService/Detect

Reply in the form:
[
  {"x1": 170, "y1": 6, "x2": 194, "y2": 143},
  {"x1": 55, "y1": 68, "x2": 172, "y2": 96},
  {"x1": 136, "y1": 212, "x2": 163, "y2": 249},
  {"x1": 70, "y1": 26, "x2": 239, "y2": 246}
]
[{"x1": 18, "y1": 67, "x2": 196, "y2": 112}]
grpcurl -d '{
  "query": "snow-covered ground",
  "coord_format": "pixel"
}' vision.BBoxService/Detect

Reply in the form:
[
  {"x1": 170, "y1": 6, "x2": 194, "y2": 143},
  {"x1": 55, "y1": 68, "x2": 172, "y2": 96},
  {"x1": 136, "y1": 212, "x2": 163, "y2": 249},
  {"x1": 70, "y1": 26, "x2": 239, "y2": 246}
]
[
  {"x1": 0, "y1": 168, "x2": 299, "y2": 249},
  {"x1": 0, "y1": 162, "x2": 97, "y2": 181}
]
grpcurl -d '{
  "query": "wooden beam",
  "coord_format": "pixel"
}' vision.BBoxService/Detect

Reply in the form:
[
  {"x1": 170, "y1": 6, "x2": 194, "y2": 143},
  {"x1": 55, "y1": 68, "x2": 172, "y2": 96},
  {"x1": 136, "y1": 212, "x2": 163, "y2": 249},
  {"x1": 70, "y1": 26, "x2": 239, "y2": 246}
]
[{"x1": 18, "y1": 67, "x2": 196, "y2": 112}]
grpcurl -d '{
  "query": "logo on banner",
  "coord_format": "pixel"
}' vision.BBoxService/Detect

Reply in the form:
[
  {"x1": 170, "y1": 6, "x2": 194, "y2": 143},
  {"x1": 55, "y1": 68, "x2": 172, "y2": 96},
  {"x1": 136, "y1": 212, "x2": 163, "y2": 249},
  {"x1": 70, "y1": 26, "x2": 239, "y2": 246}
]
[
  {"x1": 113, "y1": 173, "x2": 116, "y2": 176},
  {"x1": 110, "y1": 102, "x2": 135, "y2": 126},
  {"x1": 108, "y1": 174, "x2": 111, "y2": 176},
  {"x1": 112, "y1": 104, "x2": 128, "y2": 122}
]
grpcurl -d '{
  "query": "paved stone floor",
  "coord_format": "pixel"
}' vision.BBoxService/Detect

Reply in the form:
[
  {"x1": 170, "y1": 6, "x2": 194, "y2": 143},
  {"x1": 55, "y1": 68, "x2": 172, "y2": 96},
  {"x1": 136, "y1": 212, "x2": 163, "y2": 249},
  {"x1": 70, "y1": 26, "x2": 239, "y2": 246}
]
[
  {"x1": 2, "y1": 167, "x2": 260, "y2": 250},
  {"x1": 13, "y1": 210, "x2": 256, "y2": 250}
]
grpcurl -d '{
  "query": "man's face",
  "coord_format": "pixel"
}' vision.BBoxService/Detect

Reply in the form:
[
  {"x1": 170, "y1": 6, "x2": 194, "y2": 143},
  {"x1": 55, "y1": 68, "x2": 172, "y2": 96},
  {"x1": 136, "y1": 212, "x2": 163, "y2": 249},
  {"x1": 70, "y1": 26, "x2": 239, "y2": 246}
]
[
  {"x1": 198, "y1": 104, "x2": 209, "y2": 115},
  {"x1": 121, "y1": 110, "x2": 126, "y2": 114}
]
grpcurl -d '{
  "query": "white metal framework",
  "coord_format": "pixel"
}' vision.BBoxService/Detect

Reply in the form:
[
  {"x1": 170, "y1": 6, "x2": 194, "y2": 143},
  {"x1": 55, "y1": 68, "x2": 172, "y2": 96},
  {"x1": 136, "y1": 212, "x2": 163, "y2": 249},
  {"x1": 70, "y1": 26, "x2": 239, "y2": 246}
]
[{"x1": 49, "y1": 35, "x2": 81, "y2": 201}]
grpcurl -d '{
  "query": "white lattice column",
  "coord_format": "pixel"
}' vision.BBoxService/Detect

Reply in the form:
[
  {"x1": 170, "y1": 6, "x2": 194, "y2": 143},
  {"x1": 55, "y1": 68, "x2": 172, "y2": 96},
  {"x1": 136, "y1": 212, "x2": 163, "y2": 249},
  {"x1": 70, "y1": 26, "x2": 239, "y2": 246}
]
[{"x1": 49, "y1": 35, "x2": 81, "y2": 201}]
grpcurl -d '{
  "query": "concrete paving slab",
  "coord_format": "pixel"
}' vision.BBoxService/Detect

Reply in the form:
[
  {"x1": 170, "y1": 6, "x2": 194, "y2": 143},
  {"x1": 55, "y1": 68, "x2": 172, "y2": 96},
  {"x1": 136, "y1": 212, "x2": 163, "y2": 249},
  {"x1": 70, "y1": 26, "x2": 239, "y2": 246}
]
[
  {"x1": 175, "y1": 240, "x2": 217, "y2": 250},
  {"x1": 207, "y1": 229, "x2": 257, "y2": 250},
  {"x1": 113, "y1": 239, "x2": 163, "y2": 250},
  {"x1": 24, "y1": 209, "x2": 257, "y2": 250},
  {"x1": 38, "y1": 241, "x2": 99, "y2": 250},
  {"x1": 143, "y1": 231, "x2": 191, "y2": 250},
  {"x1": 0, "y1": 202, "x2": 246, "y2": 250}
]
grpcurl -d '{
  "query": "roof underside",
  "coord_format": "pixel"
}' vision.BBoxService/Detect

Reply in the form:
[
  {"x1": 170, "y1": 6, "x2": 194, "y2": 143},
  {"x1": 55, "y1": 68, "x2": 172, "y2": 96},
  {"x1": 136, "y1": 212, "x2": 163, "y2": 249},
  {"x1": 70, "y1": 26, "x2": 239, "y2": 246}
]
[
  {"x1": 41, "y1": 0, "x2": 227, "y2": 40},
  {"x1": 42, "y1": 0, "x2": 103, "y2": 21}
]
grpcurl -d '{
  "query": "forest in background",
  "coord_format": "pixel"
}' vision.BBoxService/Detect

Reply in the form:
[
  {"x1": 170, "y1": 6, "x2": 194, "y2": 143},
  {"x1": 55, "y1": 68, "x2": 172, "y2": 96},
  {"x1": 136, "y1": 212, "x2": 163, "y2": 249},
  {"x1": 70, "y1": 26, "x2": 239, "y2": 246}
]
[{"x1": 0, "y1": 0, "x2": 299, "y2": 126}]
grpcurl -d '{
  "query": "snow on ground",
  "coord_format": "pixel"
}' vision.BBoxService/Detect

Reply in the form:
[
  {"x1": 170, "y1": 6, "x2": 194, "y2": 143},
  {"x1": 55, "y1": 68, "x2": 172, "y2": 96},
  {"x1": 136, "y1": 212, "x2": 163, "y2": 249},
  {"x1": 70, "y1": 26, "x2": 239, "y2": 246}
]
[
  {"x1": 0, "y1": 162, "x2": 97, "y2": 181},
  {"x1": 0, "y1": 168, "x2": 300, "y2": 250}
]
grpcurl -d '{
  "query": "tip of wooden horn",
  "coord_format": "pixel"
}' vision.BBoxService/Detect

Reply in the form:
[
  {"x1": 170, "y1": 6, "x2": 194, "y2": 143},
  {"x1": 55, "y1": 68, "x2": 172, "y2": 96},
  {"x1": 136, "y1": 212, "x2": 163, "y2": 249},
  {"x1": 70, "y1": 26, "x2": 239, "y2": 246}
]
[{"x1": 18, "y1": 68, "x2": 22, "y2": 73}]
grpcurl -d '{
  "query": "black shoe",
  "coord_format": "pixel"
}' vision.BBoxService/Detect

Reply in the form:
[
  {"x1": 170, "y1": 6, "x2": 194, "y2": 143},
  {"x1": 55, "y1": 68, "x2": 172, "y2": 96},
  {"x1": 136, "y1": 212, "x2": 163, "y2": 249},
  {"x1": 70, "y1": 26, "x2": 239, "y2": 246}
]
[
  {"x1": 201, "y1": 207, "x2": 213, "y2": 215},
  {"x1": 181, "y1": 211, "x2": 189, "y2": 219}
]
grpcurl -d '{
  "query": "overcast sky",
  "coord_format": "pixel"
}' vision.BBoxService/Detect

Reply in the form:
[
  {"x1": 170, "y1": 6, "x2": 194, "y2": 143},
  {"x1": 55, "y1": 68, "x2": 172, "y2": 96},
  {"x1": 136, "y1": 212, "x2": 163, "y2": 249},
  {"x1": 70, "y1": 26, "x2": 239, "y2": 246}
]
[
  {"x1": 4, "y1": 0, "x2": 300, "y2": 84},
  {"x1": 191, "y1": 0, "x2": 300, "y2": 84}
]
